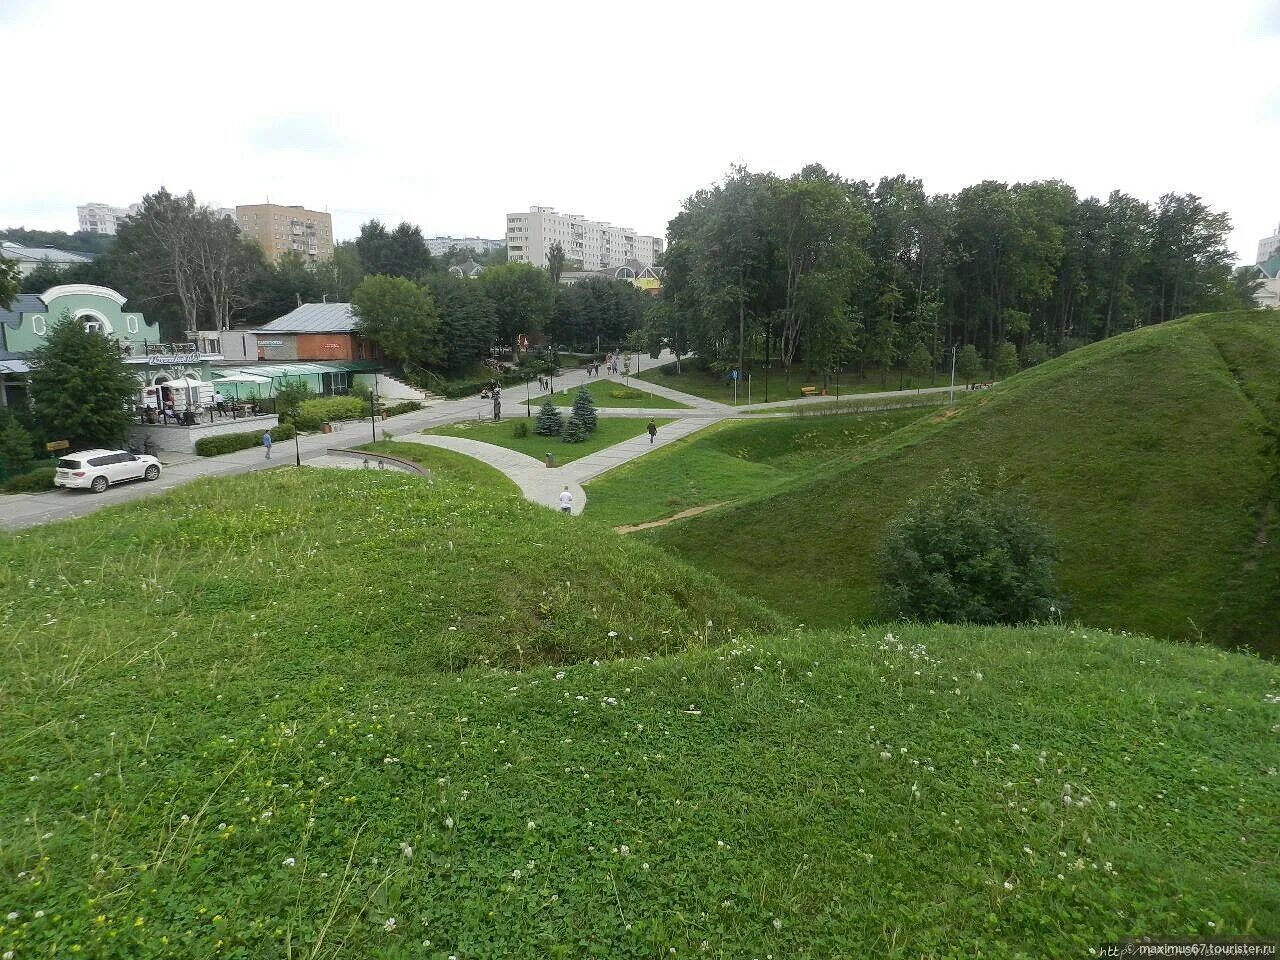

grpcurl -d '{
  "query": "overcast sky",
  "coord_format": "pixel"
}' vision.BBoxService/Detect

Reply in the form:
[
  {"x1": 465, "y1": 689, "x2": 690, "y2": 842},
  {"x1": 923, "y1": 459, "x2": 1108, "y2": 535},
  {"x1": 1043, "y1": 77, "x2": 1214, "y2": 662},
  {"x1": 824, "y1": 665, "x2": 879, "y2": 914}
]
[{"x1": 3, "y1": 0, "x2": 1278, "y2": 262}]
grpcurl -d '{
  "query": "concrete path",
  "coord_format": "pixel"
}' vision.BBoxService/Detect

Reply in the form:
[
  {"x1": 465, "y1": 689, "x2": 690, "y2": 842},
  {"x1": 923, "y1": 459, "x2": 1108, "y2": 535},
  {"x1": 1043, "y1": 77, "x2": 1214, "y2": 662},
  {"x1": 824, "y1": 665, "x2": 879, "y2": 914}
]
[
  {"x1": 734, "y1": 384, "x2": 959, "y2": 413},
  {"x1": 390, "y1": 434, "x2": 587, "y2": 515},
  {"x1": 560, "y1": 417, "x2": 722, "y2": 483}
]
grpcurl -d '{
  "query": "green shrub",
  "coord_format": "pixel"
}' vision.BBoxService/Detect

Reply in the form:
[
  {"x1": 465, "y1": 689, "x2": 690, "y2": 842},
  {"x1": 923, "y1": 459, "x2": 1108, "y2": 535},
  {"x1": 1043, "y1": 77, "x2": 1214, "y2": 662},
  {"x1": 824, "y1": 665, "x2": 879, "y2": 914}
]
[
  {"x1": 0, "y1": 418, "x2": 34, "y2": 477},
  {"x1": 512, "y1": 421, "x2": 529, "y2": 438},
  {"x1": 195, "y1": 423, "x2": 296, "y2": 457},
  {"x1": 534, "y1": 398, "x2": 562, "y2": 436},
  {"x1": 609, "y1": 388, "x2": 645, "y2": 401},
  {"x1": 562, "y1": 415, "x2": 587, "y2": 443},
  {"x1": 876, "y1": 470, "x2": 1061, "y2": 624},
  {"x1": 2, "y1": 467, "x2": 56, "y2": 493},
  {"x1": 381, "y1": 400, "x2": 422, "y2": 418},
  {"x1": 295, "y1": 396, "x2": 366, "y2": 431}
]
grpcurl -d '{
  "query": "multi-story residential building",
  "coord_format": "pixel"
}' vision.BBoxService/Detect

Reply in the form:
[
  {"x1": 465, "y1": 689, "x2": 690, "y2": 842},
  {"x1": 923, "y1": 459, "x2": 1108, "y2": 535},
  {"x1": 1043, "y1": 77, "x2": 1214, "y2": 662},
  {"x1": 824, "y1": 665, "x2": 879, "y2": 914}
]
[
  {"x1": 77, "y1": 202, "x2": 141, "y2": 235},
  {"x1": 235, "y1": 203, "x2": 334, "y2": 263},
  {"x1": 425, "y1": 236, "x2": 505, "y2": 257},
  {"x1": 1257, "y1": 223, "x2": 1280, "y2": 268},
  {"x1": 506, "y1": 207, "x2": 664, "y2": 271}
]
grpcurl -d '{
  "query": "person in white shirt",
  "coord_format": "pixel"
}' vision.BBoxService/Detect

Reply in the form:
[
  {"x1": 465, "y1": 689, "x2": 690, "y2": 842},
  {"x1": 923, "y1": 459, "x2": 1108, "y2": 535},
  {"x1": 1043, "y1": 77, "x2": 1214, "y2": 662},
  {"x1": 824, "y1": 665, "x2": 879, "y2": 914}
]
[{"x1": 559, "y1": 486, "x2": 574, "y2": 514}]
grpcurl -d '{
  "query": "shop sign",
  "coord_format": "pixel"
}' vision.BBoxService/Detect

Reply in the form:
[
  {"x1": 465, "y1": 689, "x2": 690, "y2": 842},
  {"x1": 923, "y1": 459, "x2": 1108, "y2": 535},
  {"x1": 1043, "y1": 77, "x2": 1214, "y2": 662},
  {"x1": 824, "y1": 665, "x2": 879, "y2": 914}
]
[
  {"x1": 148, "y1": 354, "x2": 198, "y2": 365},
  {"x1": 258, "y1": 339, "x2": 284, "y2": 347}
]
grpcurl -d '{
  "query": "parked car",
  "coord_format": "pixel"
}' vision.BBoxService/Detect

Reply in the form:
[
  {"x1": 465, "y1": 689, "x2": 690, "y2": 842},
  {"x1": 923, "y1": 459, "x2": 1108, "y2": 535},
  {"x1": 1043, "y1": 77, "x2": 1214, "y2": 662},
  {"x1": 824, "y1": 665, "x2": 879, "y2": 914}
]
[{"x1": 54, "y1": 449, "x2": 162, "y2": 493}]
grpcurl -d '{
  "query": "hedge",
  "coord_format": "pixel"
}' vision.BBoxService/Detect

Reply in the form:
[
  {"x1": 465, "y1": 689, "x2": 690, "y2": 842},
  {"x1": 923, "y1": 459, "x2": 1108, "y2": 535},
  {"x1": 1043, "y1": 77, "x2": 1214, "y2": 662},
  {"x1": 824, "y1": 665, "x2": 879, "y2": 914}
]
[
  {"x1": 195, "y1": 423, "x2": 296, "y2": 457},
  {"x1": 1, "y1": 467, "x2": 56, "y2": 493},
  {"x1": 381, "y1": 400, "x2": 423, "y2": 418},
  {"x1": 294, "y1": 396, "x2": 367, "y2": 432}
]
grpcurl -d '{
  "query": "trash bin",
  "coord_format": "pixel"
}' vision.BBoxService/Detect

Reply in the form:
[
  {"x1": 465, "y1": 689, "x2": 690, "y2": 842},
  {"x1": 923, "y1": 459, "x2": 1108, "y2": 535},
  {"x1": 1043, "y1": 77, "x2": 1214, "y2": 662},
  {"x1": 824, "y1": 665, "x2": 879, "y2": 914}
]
[{"x1": 545, "y1": 452, "x2": 555, "y2": 468}]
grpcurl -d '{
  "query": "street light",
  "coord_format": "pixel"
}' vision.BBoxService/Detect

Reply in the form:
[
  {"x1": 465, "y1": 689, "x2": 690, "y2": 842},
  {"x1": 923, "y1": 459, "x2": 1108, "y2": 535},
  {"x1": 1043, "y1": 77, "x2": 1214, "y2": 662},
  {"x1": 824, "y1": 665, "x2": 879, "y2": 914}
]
[
  {"x1": 370, "y1": 383, "x2": 380, "y2": 443},
  {"x1": 294, "y1": 427, "x2": 301, "y2": 467},
  {"x1": 949, "y1": 345, "x2": 957, "y2": 405}
]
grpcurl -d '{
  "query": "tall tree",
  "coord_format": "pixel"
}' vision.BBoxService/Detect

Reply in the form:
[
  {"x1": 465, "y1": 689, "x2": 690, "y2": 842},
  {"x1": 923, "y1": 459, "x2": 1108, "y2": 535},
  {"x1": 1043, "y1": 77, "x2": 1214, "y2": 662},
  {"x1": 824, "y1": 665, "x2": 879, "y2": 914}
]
[
  {"x1": 29, "y1": 312, "x2": 139, "y2": 450},
  {"x1": 0, "y1": 258, "x2": 18, "y2": 309},
  {"x1": 351, "y1": 276, "x2": 441, "y2": 370},
  {"x1": 355, "y1": 221, "x2": 432, "y2": 279},
  {"x1": 477, "y1": 262, "x2": 556, "y2": 346},
  {"x1": 547, "y1": 242, "x2": 566, "y2": 286},
  {"x1": 425, "y1": 273, "x2": 499, "y2": 370}
]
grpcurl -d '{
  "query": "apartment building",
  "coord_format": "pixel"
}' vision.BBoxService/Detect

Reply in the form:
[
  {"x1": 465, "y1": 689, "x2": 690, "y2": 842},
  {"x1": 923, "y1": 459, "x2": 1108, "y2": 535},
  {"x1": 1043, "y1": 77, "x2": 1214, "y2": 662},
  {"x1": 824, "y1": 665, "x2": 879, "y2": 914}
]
[
  {"x1": 506, "y1": 207, "x2": 664, "y2": 271},
  {"x1": 236, "y1": 203, "x2": 334, "y2": 263},
  {"x1": 425, "y1": 236, "x2": 505, "y2": 257},
  {"x1": 77, "y1": 202, "x2": 141, "y2": 235}
]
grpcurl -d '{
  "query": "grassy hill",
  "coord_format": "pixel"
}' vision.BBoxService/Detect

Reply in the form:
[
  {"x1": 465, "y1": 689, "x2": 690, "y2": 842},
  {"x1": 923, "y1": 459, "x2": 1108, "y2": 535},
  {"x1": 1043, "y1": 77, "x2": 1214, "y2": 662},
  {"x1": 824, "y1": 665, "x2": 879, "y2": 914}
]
[
  {"x1": 585, "y1": 408, "x2": 927, "y2": 528},
  {"x1": 650, "y1": 311, "x2": 1280, "y2": 653},
  {"x1": 2, "y1": 462, "x2": 1277, "y2": 956}
]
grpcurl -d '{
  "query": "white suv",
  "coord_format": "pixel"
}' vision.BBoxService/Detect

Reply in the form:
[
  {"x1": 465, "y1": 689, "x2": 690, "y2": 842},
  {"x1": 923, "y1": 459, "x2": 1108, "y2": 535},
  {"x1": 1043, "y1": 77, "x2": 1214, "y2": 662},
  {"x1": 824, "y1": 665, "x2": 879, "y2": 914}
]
[{"x1": 54, "y1": 449, "x2": 162, "y2": 493}]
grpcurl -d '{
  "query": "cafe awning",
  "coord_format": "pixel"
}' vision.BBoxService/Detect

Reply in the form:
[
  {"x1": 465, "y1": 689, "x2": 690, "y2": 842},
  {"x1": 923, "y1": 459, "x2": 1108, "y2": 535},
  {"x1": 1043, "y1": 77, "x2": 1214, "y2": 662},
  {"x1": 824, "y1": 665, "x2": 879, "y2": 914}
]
[{"x1": 213, "y1": 372, "x2": 272, "y2": 384}]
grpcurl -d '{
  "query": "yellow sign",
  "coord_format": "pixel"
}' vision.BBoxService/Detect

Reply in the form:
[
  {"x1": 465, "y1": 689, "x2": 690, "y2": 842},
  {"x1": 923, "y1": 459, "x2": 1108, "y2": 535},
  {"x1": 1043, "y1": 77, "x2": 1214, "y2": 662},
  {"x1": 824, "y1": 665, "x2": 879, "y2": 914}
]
[{"x1": 45, "y1": 439, "x2": 70, "y2": 452}]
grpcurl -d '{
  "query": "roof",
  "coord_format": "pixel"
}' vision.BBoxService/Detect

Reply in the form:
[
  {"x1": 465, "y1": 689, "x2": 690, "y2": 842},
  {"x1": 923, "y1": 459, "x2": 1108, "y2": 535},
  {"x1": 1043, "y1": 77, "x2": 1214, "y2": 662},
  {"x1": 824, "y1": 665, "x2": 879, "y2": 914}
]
[
  {"x1": 0, "y1": 242, "x2": 95, "y2": 266},
  {"x1": 255, "y1": 302, "x2": 357, "y2": 333},
  {"x1": 0, "y1": 359, "x2": 31, "y2": 374},
  {"x1": 449, "y1": 259, "x2": 484, "y2": 277},
  {"x1": 0, "y1": 293, "x2": 47, "y2": 328},
  {"x1": 213, "y1": 360, "x2": 379, "y2": 379}
]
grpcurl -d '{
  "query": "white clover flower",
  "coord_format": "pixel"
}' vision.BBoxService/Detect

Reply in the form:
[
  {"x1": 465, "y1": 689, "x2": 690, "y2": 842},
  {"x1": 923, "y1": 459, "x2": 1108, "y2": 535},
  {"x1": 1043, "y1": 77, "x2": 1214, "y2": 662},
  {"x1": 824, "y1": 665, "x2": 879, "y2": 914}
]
[
  {"x1": 772, "y1": 917, "x2": 783, "y2": 930},
  {"x1": 444, "y1": 816, "x2": 454, "y2": 829},
  {"x1": 527, "y1": 820, "x2": 537, "y2": 830},
  {"x1": 282, "y1": 857, "x2": 296, "y2": 867},
  {"x1": 6, "y1": 911, "x2": 19, "y2": 921},
  {"x1": 400, "y1": 843, "x2": 413, "y2": 860},
  {"x1": 384, "y1": 917, "x2": 396, "y2": 932},
  {"x1": 607, "y1": 631, "x2": 618, "y2": 638},
  {"x1": 34, "y1": 910, "x2": 44, "y2": 919},
  {"x1": 511, "y1": 869, "x2": 522, "y2": 879},
  {"x1": 1003, "y1": 880, "x2": 1014, "y2": 891},
  {"x1": 619, "y1": 844, "x2": 630, "y2": 856}
]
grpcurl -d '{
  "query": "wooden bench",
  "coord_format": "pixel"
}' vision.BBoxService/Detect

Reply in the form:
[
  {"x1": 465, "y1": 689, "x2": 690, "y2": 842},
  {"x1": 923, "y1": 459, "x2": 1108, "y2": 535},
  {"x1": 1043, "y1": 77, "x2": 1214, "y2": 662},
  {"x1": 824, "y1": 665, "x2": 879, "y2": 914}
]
[{"x1": 800, "y1": 385, "x2": 818, "y2": 397}]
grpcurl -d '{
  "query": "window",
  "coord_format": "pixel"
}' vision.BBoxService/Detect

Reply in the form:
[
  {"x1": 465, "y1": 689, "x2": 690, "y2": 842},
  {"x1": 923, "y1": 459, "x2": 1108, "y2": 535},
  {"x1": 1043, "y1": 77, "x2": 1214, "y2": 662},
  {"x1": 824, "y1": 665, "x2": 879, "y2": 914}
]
[{"x1": 58, "y1": 459, "x2": 82, "y2": 470}]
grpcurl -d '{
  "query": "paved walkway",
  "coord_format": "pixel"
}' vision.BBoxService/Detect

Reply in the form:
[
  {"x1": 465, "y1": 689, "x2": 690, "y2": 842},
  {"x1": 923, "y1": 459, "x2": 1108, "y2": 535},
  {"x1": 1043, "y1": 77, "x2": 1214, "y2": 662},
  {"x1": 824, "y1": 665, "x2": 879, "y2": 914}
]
[{"x1": 0, "y1": 354, "x2": 970, "y2": 530}]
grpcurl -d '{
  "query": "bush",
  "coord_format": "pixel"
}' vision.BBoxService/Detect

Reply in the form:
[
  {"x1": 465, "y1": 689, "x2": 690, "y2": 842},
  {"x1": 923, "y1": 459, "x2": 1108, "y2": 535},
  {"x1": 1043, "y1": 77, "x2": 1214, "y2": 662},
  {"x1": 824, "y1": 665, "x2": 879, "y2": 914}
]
[
  {"x1": 0, "y1": 418, "x2": 34, "y2": 477},
  {"x1": 2, "y1": 467, "x2": 56, "y2": 493},
  {"x1": 562, "y1": 415, "x2": 587, "y2": 443},
  {"x1": 609, "y1": 388, "x2": 645, "y2": 401},
  {"x1": 512, "y1": 421, "x2": 529, "y2": 438},
  {"x1": 876, "y1": 470, "x2": 1060, "y2": 624},
  {"x1": 434, "y1": 366, "x2": 550, "y2": 399},
  {"x1": 295, "y1": 396, "x2": 367, "y2": 431},
  {"x1": 381, "y1": 400, "x2": 422, "y2": 418},
  {"x1": 195, "y1": 423, "x2": 296, "y2": 457},
  {"x1": 534, "y1": 398, "x2": 563, "y2": 437}
]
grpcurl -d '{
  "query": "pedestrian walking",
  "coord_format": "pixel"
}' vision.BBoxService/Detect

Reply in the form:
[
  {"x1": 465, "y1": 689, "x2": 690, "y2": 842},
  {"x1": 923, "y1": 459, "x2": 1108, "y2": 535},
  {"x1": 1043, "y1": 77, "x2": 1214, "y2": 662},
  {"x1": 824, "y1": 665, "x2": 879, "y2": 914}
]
[
  {"x1": 262, "y1": 430, "x2": 273, "y2": 459},
  {"x1": 647, "y1": 419, "x2": 657, "y2": 444},
  {"x1": 559, "y1": 485, "x2": 574, "y2": 514}
]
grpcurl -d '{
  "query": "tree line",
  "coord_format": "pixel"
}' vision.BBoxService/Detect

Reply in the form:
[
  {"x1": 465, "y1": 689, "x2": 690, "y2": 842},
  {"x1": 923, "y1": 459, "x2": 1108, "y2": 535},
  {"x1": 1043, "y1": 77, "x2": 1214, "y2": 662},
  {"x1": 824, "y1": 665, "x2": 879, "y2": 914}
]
[
  {"x1": 654, "y1": 165, "x2": 1255, "y2": 383},
  {"x1": 10, "y1": 189, "x2": 649, "y2": 378}
]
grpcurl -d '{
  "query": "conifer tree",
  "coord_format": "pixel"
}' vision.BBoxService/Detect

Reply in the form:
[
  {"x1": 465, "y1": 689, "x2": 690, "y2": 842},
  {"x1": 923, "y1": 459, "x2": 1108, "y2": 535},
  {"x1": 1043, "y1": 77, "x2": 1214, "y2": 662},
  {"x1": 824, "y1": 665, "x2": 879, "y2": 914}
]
[
  {"x1": 562, "y1": 414, "x2": 587, "y2": 443},
  {"x1": 571, "y1": 385, "x2": 598, "y2": 434},
  {"x1": 535, "y1": 397, "x2": 563, "y2": 436}
]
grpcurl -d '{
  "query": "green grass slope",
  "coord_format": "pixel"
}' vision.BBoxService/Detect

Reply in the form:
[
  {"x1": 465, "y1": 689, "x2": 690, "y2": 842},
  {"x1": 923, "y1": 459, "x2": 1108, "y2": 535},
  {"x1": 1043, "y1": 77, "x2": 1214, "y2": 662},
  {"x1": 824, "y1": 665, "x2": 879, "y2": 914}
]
[
  {"x1": 585, "y1": 408, "x2": 927, "y2": 527},
  {"x1": 427, "y1": 417, "x2": 675, "y2": 466},
  {"x1": 651, "y1": 311, "x2": 1280, "y2": 653},
  {"x1": 1, "y1": 613, "x2": 1275, "y2": 957},
  {"x1": 0, "y1": 469, "x2": 777, "y2": 677}
]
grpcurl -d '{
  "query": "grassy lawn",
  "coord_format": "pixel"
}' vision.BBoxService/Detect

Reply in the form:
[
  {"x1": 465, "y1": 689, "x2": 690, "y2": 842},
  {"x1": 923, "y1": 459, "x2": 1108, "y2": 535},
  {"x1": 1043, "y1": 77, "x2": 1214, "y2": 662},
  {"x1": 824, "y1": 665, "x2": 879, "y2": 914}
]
[
  {"x1": 524, "y1": 379, "x2": 691, "y2": 409},
  {"x1": 586, "y1": 408, "x2": 928, "y2": 528},
  {"x1": 652, "y1": 311, "x2": 1280, "y2": 655},
  {"x1": 2, "y1": 478, "x2": 1276, "y2": 960},
  {"x1": 358, "y1": 440, "x2": 520, "y2": 494},
  {"x1": 426, "y1": 416, "x2": 676, "y2": 465},
  {"x1": 639, "y1": 362, "x2": 943, "y2": 406}
]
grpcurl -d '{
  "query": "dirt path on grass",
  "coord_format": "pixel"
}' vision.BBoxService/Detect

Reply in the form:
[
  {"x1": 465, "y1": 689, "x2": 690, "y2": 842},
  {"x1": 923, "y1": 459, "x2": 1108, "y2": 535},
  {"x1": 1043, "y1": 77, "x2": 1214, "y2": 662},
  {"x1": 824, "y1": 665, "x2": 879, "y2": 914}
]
[{"x1": 613, "y1": 502, "x2": 731, "y2": 533}]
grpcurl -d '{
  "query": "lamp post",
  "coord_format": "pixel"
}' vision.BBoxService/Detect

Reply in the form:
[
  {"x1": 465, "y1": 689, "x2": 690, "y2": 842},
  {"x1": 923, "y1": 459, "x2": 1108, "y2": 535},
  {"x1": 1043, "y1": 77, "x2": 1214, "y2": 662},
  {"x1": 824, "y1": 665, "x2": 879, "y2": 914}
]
[
  {"x1": 294, "y1": 427, "x2": 301, "y2": 467},
  {"x1": 370, "y1": 383, "x2": 380, "y2": 443},
  {"x1": 526, "y1": 377, "x2": 531, "y2": 418},
  {"x1": 949, "y1": 344, "x2": 957, "y2": 405}
]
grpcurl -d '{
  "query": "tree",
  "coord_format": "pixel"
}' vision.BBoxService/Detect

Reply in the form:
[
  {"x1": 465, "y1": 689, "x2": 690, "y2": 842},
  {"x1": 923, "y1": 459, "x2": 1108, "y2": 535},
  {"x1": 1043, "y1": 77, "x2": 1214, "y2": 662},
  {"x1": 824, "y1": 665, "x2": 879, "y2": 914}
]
[
  {"x1": 906, "y1": 341, "x2": 932, "y2": 389},
  {"x1": 477, "y1": 262, "x2": 556, "y2": 345},
  {"x1": 547, "y1": 242, "x2": 566, "y2": 286},
  {"x1": 956, "y1": 344, "x2": 982, "y2": 387},
  {"x1": 561, "y1": 414, "x2": 587, "y2": 443},
  {"x1": 1023, "y1": 340, "x2": 1050, "y2": 367},
  {"x1": 0, "y1": 258, "x2": 18, "y2": 309},
  {"x1": 994, "y1": 341, "x2": 1019, "y2": 380},
  {"x1": 424, "y1": 273, "x2": 498, "y2": 371},
  {"x1": 0, "y1": 417, "x2": 33, "y2": 476},
  {"x1": 535, "y1": 397, "x2": 562, "y2": 436},
  {"x1": 877, "y1": 470, "x2": 1060, "y2": 624},
  {"x1": 351, "y1": 275, "x2": 441, "y2": 370},
  {"x1": 354, "y1": 221, "x2": 432, "y2": 279},
  {"x1": 272, "y1": 379, "x2": 312, "y2": 427},
  {"x1": 1231, "y1": 266, "x2": 1264, "y2": 309},
  {"x1": 571, "y1": 385, "x2": 598, "y2": 434},
  {"x1": 29, "y1": 311, "x2": 139, "y2": 450}
]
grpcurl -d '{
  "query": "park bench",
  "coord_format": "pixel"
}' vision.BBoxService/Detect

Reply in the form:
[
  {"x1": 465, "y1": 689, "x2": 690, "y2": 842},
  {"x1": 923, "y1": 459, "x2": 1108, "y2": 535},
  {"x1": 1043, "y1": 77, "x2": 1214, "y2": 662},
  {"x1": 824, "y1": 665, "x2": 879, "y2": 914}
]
[{"x1": 801, "y1": 385, "x2": 818, "y2": 397}]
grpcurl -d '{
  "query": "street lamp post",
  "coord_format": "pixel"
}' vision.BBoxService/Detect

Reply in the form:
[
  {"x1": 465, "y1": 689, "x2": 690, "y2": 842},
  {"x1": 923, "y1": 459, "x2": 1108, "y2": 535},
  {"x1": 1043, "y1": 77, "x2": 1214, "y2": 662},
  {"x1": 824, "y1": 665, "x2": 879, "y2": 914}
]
[
  {"x1": 526, "y1": 377, "x2": 531, "y2": 418},
  {"x1": 370, "y1": 384, "x2": 380, "y2": 443},
  {"x1": 949, "y1": 345, "x2": 957, "y2": 405},
  {"x1": 294, "y1": 428, "x2": 301, "y2": 467}
]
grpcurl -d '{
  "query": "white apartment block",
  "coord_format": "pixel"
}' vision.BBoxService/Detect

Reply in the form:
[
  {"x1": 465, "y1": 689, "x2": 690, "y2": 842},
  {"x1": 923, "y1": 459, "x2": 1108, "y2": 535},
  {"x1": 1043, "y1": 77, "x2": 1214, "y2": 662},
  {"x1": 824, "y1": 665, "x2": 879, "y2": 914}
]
[
  {"x1": 425, "y1": 236, "x2": 505, "y2": 257},
  {"x1": 1258, "y1": 223, "x2": 1280, "y2": 267},
  {"x1": 77, "y1": 202, "x2": 141, "y2": 234},
  {"x1": 506, "y1": 206, "x2": 664, "y2": 271}
]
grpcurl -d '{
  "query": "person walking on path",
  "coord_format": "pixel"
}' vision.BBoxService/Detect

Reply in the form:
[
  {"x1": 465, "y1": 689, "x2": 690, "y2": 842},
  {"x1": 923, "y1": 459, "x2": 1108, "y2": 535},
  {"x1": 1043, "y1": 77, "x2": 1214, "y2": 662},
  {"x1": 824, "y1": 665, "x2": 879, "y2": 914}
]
[
  {"x1": 647, "y1": 419, "x2": 658, "y2": 444},
  {"x1": 262, "y1": 430, "x2": 273, "y2": 459},
  {"x1": 559, "y1": 485, "x2": 574, "y2": 514}
]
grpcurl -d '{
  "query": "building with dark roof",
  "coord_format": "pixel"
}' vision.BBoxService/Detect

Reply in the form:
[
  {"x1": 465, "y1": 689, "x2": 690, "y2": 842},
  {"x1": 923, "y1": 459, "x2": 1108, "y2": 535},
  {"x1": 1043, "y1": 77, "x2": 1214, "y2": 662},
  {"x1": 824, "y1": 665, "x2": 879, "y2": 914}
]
[
  {"x1": 448, "y1": 259, "x2": 485, "y2": 279},
  {"x1": 250, "y1": 302, "x2": 382, "y2": 363},
  {"x1": 0, "y1": 241, "x2": 95, "y2": 278}
]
